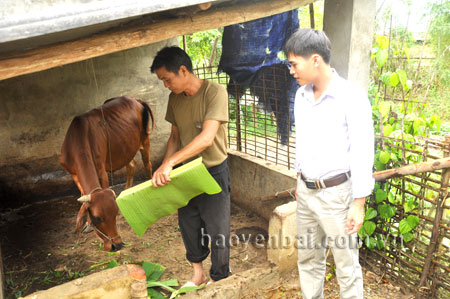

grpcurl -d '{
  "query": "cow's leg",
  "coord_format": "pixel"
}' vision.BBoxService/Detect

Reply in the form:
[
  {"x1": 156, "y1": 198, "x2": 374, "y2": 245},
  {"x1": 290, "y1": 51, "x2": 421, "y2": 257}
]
[
  {"x1": 125, "y1": 158, "x2": 136, "y2": 189},
  {"x1": 140, "y1": 136, "x2": 152, "y2": 179}
]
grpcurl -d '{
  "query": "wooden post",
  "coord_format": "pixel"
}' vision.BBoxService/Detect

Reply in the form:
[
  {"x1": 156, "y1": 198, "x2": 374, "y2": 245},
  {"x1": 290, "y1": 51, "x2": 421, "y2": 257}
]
[
  {"x1": 233, "y1": 85, "x2": 242, "y2": 152},
  {"x1": 309, "y1": 3, "x2": 315, "y2": 29},
  {"x1": 418, "y1": 135, "x2": 450, "y2": 291}
]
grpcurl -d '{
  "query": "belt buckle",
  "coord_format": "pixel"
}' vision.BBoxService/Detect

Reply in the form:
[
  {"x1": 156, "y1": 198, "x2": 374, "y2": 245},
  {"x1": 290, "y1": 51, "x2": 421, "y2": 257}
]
[
  {"x1": 304, "y1": 181, "x2": 316, "y2": 189},
  {"x1": 304, "y1": 180, "x2": 323, "y2": 189}
]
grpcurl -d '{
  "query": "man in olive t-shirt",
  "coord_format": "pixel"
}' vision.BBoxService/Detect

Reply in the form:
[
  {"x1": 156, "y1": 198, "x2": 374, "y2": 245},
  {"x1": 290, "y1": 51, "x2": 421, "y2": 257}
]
[{"x1": 150, "y1": 46, "x2": 231, "y2": 286}]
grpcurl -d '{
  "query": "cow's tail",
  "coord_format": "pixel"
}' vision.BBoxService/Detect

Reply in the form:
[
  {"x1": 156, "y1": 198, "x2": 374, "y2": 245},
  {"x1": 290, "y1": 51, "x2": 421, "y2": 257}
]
[{"x1": 138, "y1": 99, "x2": 155, "y2": 136}]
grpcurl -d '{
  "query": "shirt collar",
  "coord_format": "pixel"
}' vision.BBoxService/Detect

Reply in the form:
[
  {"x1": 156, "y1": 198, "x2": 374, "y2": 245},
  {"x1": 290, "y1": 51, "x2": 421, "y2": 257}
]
[{"x1": 299, "y1": 69, "x2": 341, "y2": 104}]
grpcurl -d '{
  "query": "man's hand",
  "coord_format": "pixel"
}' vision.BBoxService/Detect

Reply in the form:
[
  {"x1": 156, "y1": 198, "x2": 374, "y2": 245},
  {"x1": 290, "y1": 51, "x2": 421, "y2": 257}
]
[
  {"x1": 151, "y1": 161, "x2": 173, "y2": 187},
  {"x1": 346, "y1": 197, "x2": 365, "y2": 234}
]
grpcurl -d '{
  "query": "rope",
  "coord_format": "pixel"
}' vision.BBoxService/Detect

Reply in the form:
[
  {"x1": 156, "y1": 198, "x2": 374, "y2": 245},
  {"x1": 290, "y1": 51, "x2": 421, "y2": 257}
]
[
  {"x1": 100, "y1": 106, "x2": 114, "y2": 186},
  {"x1": 274, "y1": 188, "x2": 296, "y2": 200}
]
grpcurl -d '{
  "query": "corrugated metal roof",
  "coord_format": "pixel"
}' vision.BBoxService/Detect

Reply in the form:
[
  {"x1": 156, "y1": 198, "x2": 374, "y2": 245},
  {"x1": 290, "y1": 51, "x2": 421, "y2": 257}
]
[{"x1": 0, "y1": 0, "x2": 222, "y2": 43}]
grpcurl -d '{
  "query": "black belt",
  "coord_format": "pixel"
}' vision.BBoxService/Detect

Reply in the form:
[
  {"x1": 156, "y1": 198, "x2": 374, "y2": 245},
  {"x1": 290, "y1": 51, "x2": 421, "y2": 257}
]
[{"x1": 301, "y1": 171, "x2": 351, "y2": 189}]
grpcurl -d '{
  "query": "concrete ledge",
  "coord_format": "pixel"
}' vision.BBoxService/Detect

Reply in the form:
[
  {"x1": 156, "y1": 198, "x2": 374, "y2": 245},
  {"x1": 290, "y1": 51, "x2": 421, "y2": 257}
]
[
  {"x1": 21, "y1": 264, "x2": 146, "y2": 299},
  {"x1": 228, "y1": 150, "x2": 296, "y2": 221},
  {"x1": 184, "y1": 266, "x2": 280, "y2": 298},
  {"x1": 267, "y1": 201, "x2": 298, "y2": 272}
]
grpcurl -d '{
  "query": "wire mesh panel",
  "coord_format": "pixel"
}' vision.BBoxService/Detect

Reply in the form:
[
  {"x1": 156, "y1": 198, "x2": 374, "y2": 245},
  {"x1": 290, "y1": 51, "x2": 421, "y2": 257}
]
[{"x1": 194, "y1": 65, "x2": 296, "y2": 170}]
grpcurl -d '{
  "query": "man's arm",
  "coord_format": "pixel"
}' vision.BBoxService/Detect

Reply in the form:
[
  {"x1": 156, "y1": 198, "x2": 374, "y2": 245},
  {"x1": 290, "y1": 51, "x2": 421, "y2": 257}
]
[
  {"x1": 151, "y1": 119, "x2": 221, "y2": 187},
  {"x1": 345, "y1": 87, "x2": 375, "y2": 234}
]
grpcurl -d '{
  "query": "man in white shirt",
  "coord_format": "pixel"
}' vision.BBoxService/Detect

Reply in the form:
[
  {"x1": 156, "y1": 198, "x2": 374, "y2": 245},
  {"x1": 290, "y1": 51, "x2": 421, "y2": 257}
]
[{"x1": 285, "y1": 29, "x2": 374, "y2": 299}]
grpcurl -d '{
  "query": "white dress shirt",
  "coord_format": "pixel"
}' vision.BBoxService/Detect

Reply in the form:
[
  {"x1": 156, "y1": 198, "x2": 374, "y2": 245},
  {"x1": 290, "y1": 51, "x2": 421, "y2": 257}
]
[{"x1": 294, "y1": 70, "x2": 374, "y2": 198}]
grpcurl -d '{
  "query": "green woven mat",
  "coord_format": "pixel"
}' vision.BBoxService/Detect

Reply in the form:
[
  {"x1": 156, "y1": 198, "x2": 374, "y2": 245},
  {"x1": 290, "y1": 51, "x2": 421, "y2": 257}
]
[{"x1": 117, "y1": 157, "x2": 222, "y2": 237}]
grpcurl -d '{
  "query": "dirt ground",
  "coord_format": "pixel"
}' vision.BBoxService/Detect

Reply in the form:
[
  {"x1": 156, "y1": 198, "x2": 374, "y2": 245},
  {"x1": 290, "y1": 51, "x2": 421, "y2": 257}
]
[{"x1": 1, "y1": 190, "x2": 413, "y2": 299}]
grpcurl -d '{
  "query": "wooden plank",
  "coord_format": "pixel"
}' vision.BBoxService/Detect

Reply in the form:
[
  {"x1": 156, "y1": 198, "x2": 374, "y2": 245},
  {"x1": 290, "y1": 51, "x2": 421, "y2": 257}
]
[{"x1": 0, "y1": 0, "x2": 312, "y2": 81}]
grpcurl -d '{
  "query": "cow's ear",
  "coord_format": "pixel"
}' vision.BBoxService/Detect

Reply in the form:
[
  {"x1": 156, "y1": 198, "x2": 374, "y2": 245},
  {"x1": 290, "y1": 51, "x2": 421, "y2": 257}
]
[{"x1": 75, "y1": 202, "x2": 89, "y2": 232}]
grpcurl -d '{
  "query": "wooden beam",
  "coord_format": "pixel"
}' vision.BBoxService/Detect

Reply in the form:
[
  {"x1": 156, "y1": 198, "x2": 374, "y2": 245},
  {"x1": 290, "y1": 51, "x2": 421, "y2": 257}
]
[
  {"x1": 0, "y1": 0, "x2": 312, "y2": 81},
  {"x1": 372, "y1": 157, "x2": 450, "y2": 182}
]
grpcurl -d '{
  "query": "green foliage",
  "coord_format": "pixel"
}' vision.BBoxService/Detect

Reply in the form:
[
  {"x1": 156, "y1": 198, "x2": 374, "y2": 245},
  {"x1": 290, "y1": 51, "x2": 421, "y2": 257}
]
[
  {"x1": 429, "y1": 1, "x2": 450, "y2": 84},
  {"x1": 105, "y1": 260, "x2": 204, "y2": 298},
  {"x1": 298, "y1": 0, "x2": 324, "y2": 30},
  {"x1": 358, "y1": 30, "x2": 445, "y2": 250},
  {"x1": 181, "y1": 29, "x2": 222, "y2": 67}
]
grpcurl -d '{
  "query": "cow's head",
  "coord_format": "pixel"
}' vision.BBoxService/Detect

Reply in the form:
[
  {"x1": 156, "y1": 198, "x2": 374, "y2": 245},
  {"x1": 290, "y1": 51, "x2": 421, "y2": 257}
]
[{"x1": 75, "y1": 189, "x2": 123, "y2": 252}]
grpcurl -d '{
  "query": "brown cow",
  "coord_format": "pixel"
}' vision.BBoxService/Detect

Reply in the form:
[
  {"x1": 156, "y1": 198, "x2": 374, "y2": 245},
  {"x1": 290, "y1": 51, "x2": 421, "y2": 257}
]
[{"x1": 60, "y1": 96, "x2": 155, "y2": 251}]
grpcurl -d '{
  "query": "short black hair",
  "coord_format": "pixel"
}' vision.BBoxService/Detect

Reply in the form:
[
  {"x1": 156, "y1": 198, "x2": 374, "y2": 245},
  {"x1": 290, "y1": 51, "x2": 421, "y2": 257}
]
[
  {"x1": 284, "y1": 29, "x2": 331, "y2": 64},
  {"x1": 150, "y1": 46, "x2": 193, "y2": 74}
]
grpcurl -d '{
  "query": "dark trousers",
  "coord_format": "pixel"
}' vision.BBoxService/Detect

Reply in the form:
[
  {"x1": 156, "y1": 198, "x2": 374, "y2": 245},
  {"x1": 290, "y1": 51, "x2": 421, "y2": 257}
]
[{"x1": 178, "y1": 159, "x2": 231, "y2": 281}]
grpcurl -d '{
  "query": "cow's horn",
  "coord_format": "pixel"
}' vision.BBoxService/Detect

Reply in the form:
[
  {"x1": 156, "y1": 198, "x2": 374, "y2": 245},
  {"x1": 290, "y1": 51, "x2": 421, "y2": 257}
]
[{"x1": 77, "y1": 194, "x2": 91, "y2": 202}]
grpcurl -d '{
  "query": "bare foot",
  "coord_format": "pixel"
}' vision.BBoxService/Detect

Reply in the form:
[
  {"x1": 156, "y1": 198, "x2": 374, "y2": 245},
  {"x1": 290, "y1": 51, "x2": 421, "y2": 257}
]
[
  {"x1": 190, "y1": 262, "x2": 207, "y2": 285},
  {"x1": 190, "y1": 275, "x2": 207, "y2": 286}
]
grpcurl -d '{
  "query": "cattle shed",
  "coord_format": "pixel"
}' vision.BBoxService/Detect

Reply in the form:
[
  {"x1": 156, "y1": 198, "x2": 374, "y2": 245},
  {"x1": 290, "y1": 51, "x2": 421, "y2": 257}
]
[{"x1": 0, "y1": 0, "x2": 376, "y2": 298}]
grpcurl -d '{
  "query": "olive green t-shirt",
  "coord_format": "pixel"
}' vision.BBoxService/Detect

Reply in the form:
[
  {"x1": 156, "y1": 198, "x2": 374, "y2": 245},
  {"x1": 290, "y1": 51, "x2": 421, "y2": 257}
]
[{"x1": 165, "y1": 80, "x2": 228, "y2": 168}]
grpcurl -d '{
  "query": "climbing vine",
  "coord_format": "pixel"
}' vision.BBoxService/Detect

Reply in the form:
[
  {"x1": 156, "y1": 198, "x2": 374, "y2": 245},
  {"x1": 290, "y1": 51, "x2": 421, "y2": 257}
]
[{"x1": 358, "y1": 34, "x2": 442, "y2": 250}]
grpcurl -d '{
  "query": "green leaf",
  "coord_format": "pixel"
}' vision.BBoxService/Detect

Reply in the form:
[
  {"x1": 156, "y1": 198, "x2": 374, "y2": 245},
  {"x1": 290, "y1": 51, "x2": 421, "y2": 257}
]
[
  {"x1": 383, "y1": 124, "x2": 393, "y2": 137},
  {"x1": 378, "y1": 204, "x2": 396, "y2": 219},
  {"x1": 378, "y1": 101, "x2": 391, "y2": 117},
  {"x1": 413, "y1": 118, "x2": 425, "y2": 135},
  {"x1": 170, "y1": 283, "x2": 206, "y2": 299},
  {"x1": 390, "y1": 152, "x2": 399, "y2": 161},
  {"x1": 388, "y1": 189, "x2": 398, "y2": 204},
  {"x1": 375, "y1": 189, "x2": 387, "y2": 203},
  {"x1": 404, "y1": 199, "x2": 417, "y2": 213},
  {"x1": 380, "y1": 71, "x2": 392, "y2": 86},
  {"x1": 148, "y1": 279, "x2": 179, "y2": 288},
  {"x1": 374, "y1": 183, "x2": 381, "y2": 191},
  {"x1": 376, "y1": 235, "x2": 385, "y2": 250},
  {"x1": 363, "y1": 221, "x2": 376, "y2": 236},
  {"x1": 402, "y1": 232, "x2": 414, "y2": 243},
  {"x1": 430, "y1": 115, "x2": 441, "y2": 132},
  {"x1": 358, "y1": 225, "x2": 367, "y2": 239},
  {"x1": 365, "y1": 208, "x2": 378, "y2": 221},
  {"x1": 148, "y1": 288, "x2": 166, "y2": 299},
  {"x1": 141, "y1": 262, "x2": 166, "y2": 281},
  {"x1": 407, "y1": 215, "x2": 420, "y2": 229},
  {"x1": 374, "y1": 160, "x2": 386, "y2": 171},
  {"x1": 147, "y1": 280, "x2": 178, "y2": 293},
  {"x1": 376, "y1": 35, "x2": 389, "y2": 49},
  {"x1": 399, "y1": 215, "x2": 420, "y2": 234},
  {"x1": 106, "y1": 259, "x2": 119, "y2": 269},
  {"x1": 365, "y1": 236, "x2": 376, "y2": 250},
  {"x1": 379, "y1": 151, "x2": 390, "y2": 164},
  {"x1": 389, "y1": 72, "x2": 399, "y2": 87},
  {"x1": 396, "y1": 69, "x2": 408, "y2": 90},
  {"x1": 376, "y1": 49, "x2": 389, "y2": 68}
]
